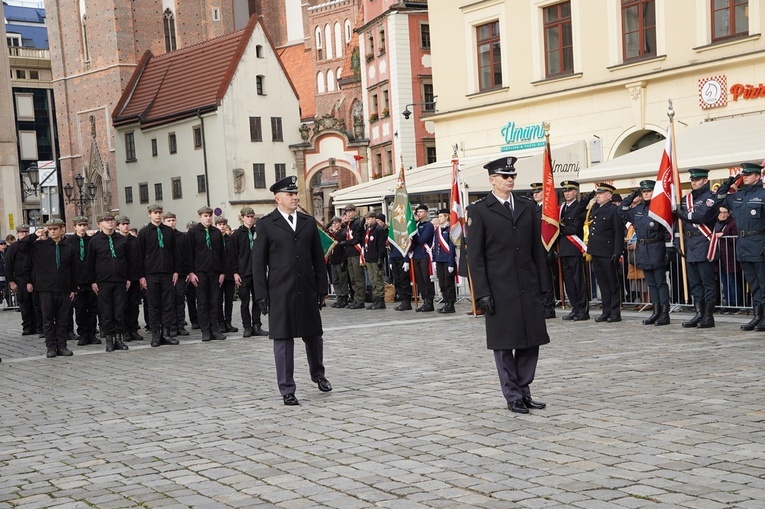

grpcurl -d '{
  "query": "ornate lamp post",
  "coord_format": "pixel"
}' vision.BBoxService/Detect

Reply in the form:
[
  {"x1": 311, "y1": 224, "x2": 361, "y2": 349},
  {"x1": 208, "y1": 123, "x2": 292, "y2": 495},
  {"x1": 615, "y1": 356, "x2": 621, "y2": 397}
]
[
  {"x1": 63, "y1": 174, "x2": 97, "y2": 215},
  {"x1": 21, "y1": 163, "x2": 39, "y2": 199}
]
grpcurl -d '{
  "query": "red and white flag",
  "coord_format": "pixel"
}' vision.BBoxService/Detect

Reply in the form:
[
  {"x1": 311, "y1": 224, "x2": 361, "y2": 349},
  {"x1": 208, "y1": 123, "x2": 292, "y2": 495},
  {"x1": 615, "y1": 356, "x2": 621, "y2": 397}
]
[
  {"x1": 541, "y1": 141, "x2": 560, "y2": 251},
  {"x1": 449, "y1": 155, "x2": 464, "y2": 245},
  {"x1": 648, "y1": 128, "x2": 676, "y2": 236}
]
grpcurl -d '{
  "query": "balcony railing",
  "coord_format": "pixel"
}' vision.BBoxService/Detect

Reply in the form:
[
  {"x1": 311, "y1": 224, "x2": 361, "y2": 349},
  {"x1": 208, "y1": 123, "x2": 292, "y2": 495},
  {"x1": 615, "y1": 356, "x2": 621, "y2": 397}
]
[{"x1": 8, "y1": 46, "x2": 50, "y2": 59}]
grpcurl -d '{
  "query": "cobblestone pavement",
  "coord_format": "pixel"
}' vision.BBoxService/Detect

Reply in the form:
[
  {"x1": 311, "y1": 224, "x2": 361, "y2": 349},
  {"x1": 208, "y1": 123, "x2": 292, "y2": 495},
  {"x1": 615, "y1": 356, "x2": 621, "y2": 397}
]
[{"x1": 2, "y1": 300, "x2": 765, "y2": 508}]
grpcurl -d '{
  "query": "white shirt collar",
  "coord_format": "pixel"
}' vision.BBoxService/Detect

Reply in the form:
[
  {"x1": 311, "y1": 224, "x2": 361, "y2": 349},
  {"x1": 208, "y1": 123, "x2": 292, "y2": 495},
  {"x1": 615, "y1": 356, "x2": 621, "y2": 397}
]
[{"x1": 277, "y1": 208, "x2": 297, "y2": 230}]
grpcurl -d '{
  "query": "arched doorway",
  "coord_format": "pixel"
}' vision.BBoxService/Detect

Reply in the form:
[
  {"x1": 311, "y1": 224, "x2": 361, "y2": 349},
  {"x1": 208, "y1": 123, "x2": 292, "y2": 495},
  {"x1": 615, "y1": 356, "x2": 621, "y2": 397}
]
[
  {"x1": 309, "y1": 159, "x2": 358, "y2": 223},
  {"x1": 610, "y1": 127, "x2": 665, "y2": 159}
]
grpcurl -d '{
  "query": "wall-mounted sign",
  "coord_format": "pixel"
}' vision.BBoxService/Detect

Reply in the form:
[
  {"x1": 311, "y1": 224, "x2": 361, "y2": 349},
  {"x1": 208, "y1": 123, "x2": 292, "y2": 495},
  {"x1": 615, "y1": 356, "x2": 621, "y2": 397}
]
[
  {"x1": 499, "y1": 121, "x2": 546, "y2": 152},
  {"x1": 698, "y1": 75, "x2": 727, "y2": 109},
  {"x1": 730, "y1": 82, "x2": 765, "y2": 101}
]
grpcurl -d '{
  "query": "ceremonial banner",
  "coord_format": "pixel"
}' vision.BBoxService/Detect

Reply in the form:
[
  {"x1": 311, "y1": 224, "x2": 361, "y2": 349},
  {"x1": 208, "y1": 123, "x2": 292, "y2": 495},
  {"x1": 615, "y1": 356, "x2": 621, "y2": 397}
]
[
  {"x1": 648, "y1": 129, "x2": 676, "y2": 237},
  {"x1": 541, "y1": 141, "x2": 560, "y2": 251},
  {"x1": 389, "y1": 165, "x2": 417, "y2": 256}
]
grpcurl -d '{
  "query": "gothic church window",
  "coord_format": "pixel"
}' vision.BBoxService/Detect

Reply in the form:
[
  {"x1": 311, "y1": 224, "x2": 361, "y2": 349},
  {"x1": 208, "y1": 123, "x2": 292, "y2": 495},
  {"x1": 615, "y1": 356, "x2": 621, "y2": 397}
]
[{"x1": 164, "y1": 9, "x2": 177, "y2": 52}]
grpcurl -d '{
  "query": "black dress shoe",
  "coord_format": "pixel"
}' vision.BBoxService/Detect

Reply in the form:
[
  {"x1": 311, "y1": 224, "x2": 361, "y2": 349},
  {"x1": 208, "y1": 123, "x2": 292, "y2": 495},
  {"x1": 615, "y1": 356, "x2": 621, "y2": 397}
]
[
  {"x1": 573, "y1": 314, "x2": 590, "y2": 321},
  {"x1": 283, "y1": 393, "x2": 300, "y2": 406},
  {"x1": 522, "y1": 397, "x2": 546, "y2": 409},
  {"x1": 211, "y1": 331, "x2": 227, "y2": 341},
  {"x1": 313, "y1": 377, "x2": 332, "y2": 392},
  {"x1": 22, "y1": 329, "x2": 36, "y2": 336},
  {"x1": 161, "y1": 337, "x2": 179, "y2": 346},
  {"x1": 242, "y1": 326, "x2": 253, "y2": 338},
  {"x1": 561, "y1": 311, "x2": 576, "y2": 321},
  {"x1": 46, "y1": 348, "x2": 57, "y2": 358},
  {"x1": 594, "y1": 314, "x2": 609, "y2": 322},
  {"x1": 57, "y1": 348, "x2": 73, "y2": 357},
  {"x1": 606, "y1": 315, "x2": 622, "y2": 323},
  {"x1": 508, "y1": 400, "x2": 529, "y2": 414},
  {"x1": 176, "y1": 328, "x2": 189, "y2": 336},
  {"x1": 253, "y1": 325, "x2": 269, "y2": 336}
]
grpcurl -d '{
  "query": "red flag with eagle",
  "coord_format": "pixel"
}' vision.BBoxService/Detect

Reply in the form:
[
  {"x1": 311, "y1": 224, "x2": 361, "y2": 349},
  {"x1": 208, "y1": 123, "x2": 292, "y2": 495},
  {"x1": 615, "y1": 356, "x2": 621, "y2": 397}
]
[
  {"x1": 541, "y1": 141, "x2": 559, "y2": 251},
  {"x1": 648, "y1": 128, "x2": 676, "y2": 236}
]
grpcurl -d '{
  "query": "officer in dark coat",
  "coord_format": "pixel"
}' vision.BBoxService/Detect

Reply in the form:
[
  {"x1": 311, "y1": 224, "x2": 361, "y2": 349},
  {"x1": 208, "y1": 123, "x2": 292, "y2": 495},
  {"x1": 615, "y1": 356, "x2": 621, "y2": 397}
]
[
  {"x1": 619, "y1": 180, "x2": 671, "y2": 326},
  {"x1": 677, "y1": 168, "x2": 719, "y2": 328},
  {"x1": 716, "y1": 162, "x2": 765, "y2": 331},
  {"x1": 558, "y1": 181, "x2": 590, "y2": 321},
  {"x1": 586, "y1": 183, "x2": 625, "y2": 322},
  {"x1": 466, "y1": 156, "x2": 550, "y2": 414},
  {"x1": 252, "y1": 175, "x2": 332, "y2": 406}
]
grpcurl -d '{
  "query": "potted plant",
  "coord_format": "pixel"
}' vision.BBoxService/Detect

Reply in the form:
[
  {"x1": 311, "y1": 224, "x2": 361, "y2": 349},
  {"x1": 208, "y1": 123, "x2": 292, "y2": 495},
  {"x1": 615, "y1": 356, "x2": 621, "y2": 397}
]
[
  {"x1": 369, "y1": 113, "x2": 379, "y2": 122},
  {"x1": 381, "y1": 108, "x2": 389, "y2": 118}
]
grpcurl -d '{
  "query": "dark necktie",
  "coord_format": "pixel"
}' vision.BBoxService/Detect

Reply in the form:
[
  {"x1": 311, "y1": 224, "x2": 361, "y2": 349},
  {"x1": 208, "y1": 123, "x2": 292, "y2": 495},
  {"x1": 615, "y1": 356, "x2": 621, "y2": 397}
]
[
  {"x1": 55, "y1": 242, "x2": 60, "y2": 269},
  {"x1": 205, "y1": 228, "x2": 211, "y2": 249},
  {"x1": 288, "y1": 215, "x2": 293, "y2": 224},
  {"x1": 504, "y1": 200, "x2": 513, "y2": 214},
  {"x1": 79, "y1": 237, "x2": 85, "y2": 262},
  {"x1": 248, "y1": 229, "x2": 253, "y2": 249},
  {"x1": 157, "y1": 226, "x2": 164, "y2": 248},
  {"x1": 108, "y1": 235, "x2": 116, "y2": 258}
]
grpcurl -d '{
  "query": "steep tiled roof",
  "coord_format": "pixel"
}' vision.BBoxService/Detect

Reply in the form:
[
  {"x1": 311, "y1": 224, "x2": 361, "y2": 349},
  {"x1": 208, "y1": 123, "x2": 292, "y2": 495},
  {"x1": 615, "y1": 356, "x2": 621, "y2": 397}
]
[
  {"x1": 114, "y1": 16, "x2": 286, "y2": 129},
  {"x1": 277, "y1": 43, "x2": 316, "y2": 121}
]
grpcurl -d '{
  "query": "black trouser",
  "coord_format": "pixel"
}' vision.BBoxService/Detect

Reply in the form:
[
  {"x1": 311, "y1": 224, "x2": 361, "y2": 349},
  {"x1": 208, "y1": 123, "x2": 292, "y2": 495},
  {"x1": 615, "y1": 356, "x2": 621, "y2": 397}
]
[
  {"x1": 413, "y1": 257, "x2": 434, "y2": 300},
  {"x1": 124, "y1": 280, "x2": 141, "y2": 332},
  {"x1": 186, "y1": 282, "x2": 198, "y2": 325},
  {"x1": 14, "y1": 278, "x2": 35, "y2": 331},
  {"x1": 39, "y1": 290, "x2": 71, "y2": 350},
  {"x1": 687, "y1": 260, "x2": 716, "y2": 304},
  {"x1": 238, "y1": 276, "x2": 262, "y2": 328},
  {"x1": 73, "y1": 284, "x2": 98, "y2": 336},
  {"x1": 273, "y1": 336, "x2": 325, "y2": 396},
  {"x1": 561, "y1": 256, "x2": 588, "y2": 316},
  {"x1": 33, "y1": 290, "x2": 43, "y2": 333},
  {"x1": 195, "y1": 272, "x2": 221, "y2": 334},
  {"x1": 436, "y1": 263, "x2": 456, "y2": 303},
  {"x1": 592, "y1": 256, "x2": 621, "y2": 318},
  {"x1": 390, "y1": 258, "x2": 411, "y2": 301},
  {"x1": 644, "y1": 267, "x2": 670, "y2": 305},
  {"x1": 98, "y1": 281, "x2": 126, "y2": 334},
  {"x1": 218, "y1": 279, "x2": 235, "y2": 325},
  {"x1": 146, "y1": 273, "x2": 174, "y2": 334},
  {"x1": 741, "y1": 261, "x2": 765, "y2": 307},
  {"x1": 172, "y1": 276, "x2": 187, "y2": 331}
]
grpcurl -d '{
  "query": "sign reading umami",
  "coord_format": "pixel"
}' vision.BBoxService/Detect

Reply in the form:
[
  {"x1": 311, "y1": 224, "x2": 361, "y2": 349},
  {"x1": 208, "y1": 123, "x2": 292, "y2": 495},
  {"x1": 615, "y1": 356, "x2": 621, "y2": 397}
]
[{"x1": 500, "y1": 121, "x2": 546, "y2": 151}]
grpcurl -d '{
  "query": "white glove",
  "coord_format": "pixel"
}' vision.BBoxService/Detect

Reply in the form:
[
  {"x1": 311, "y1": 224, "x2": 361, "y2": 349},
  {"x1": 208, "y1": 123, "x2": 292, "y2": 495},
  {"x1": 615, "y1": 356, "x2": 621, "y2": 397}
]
[
  {"x1": 402, "y1": 262, "x2": 410, "y2": 271},
  {"x1": 448, "y1": 266, "x2": 454, "y2": 273}
]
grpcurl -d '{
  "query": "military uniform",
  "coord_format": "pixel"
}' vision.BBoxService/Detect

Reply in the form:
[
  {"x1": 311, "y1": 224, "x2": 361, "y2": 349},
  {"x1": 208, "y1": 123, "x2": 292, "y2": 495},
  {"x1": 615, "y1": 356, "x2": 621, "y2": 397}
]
[
  {"x1": 558, "y1": 181, "x2": 590, "y2": 321},
  {"x1": 327, "y1": 218, "x2": 350, "y2": 309},
  {"x1": 363, "y1": 212, "x2": 387, "y2": 310},
  {"x1": 117, "y1": 216, "x2": 143, "y2": 341},
  {"x1": 65, "y1": 217, "x2": 100, "y2": 346},
  {"x1": 229, "y1": 208, "x2": 267, "y2": 336},
  {"x1": 342, "y1": 209, "x2": 366, "y2": 309},
  {"x1": 251, "y1": 176, "x2": 331, "y2": 406},
  {"x1": 677, "y1": 169, "x2": 719, "y2": 328},
  {"x1": 587, "y1": 183, "x2": 625, "y2": 322},
  {"x1": 4, "y1": 225, "x2": 36, "y2": 334},
  {"x1": 412, "y1": 205, "x2": 435, "y2": 311},
  {"x1": 619, "y1": 180, "x2": 671, "y2": 325},
  {"x1": 432, "y1": 208, "x2": 457, "y2": 314},
  {"x1": 716, "y1": 162, "x2": 765, "y2": 331},
  {"x1": 530, "y1": 182, "x2": 557, "y2": 319},
  {"x1": 215, "y1": 217, "x2": 238, "y2": 333},
  {"x1": 187, "y1": 207, "x2": 226, "y2": 341},
  {"x1": 466, "y1": 156, "x2": 550, "y2": 413},
  {"x1": 163, "y1": 212, "x2": 190, "y2": 337}
]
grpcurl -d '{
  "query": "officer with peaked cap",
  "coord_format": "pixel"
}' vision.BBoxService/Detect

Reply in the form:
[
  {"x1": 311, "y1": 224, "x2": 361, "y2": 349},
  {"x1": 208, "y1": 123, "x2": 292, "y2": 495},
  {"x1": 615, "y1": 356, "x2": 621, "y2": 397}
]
[
  {"x1": 557, "y1": 180, "x2": 590, "y2": 321},
  {"x1": 676, "y1": 168, "x2": 719, "y2": 328},
  {"x1": 586, "y1": 183, "x2": 625, "y2": 323},
  {"x1": 230, "y1": 206, "x2": 268, "y2": 337},
  {"x1": 467, "y1": 156, "x2": 550, "y2": 414},
  {"x1": 252, "y1": 175, "x2": 332, "y2": 405},
  {"x1": 717, "y1": 162, "x2": 765, "y2": 331},
  {"x1": 619, "y1": 180, "x2": 671, "y2": 326}
]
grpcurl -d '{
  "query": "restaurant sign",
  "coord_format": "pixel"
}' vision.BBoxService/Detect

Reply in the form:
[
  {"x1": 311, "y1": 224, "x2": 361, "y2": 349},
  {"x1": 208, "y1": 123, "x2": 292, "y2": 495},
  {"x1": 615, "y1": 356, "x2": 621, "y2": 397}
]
[{"x1": 500, "y1": 121, "x2": 546, "y2": 152}]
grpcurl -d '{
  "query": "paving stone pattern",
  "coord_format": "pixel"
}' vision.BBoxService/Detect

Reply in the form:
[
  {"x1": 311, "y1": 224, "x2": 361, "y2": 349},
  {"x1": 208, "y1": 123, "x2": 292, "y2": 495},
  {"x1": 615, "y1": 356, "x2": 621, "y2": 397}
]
[{"x1": 2, "y1": 303, "x2": 765, "y2": 508}]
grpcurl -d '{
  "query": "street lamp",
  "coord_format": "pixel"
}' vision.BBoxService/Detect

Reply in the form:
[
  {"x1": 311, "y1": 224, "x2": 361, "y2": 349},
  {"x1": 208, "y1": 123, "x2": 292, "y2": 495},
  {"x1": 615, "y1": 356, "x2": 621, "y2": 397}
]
[
  {"x1": 401, "y1": 98, "x2": 437, "y2": 120},
  {"x1": 63, "y1": 173, "x2": 97, "y2": 215},
  {"x1": 21, "y1": 163, "x2": 39, "y2": 198}
]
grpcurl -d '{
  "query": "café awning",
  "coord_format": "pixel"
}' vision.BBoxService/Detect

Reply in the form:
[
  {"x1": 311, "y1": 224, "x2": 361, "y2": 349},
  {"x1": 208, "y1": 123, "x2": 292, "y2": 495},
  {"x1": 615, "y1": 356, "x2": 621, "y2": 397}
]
[{"x1": 578, "y1": 113, "x2": 765, "y2": 189}]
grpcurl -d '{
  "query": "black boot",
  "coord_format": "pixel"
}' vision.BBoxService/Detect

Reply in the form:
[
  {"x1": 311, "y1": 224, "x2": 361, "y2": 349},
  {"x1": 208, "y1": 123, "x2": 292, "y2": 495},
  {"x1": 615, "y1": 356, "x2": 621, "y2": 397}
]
[
  {"x1": 754, "y1": 312, "x2": 765, "y2": 332},
  {"x1": 252, "y1": 324, "x2": 269, "y2": 336},
  {"x1": 151, "y1": 331, "x2": 162, "y2": 347},
  {"x1": 682, "y1": 301, "x2": 704, "y2": 328},
  {"x1": 417, "y1": 299, "x2": 434, "y2": 312},
  {"x1": 395, "y1": 299, "x2": 412, "y2": 311},
  {"x1": 129, "y1": 330, "x2": 144, "y2": 341},
  {"x1": 113, "y1": 334, "x2": 129, "y2": 350},
  {"x1": 654, "y1": 304, "x2": 670, "y2": 326},
  {"x1": 642, "y1": 302, "x2": 660, "y2": 325},
  {"x1": 105, "y1": 334, "x2": 115, "y2": 353},
  {"x1": 698, "y1": 302, "x2": 716, "y2": 329},
  {"x1": 89, "y1": 332, "x2": 102, "y2": 345},
  {"x1": 439, "y1": 302, "x2": 456, "y2": 314},
  {"x1": 742, "y1": 305, "x2": 763, "y2": 331},
  {"x1": 225, "y1": 321, "x2": 238, "y2": 332},
  {"x1": 243, "y1": 326, "x2": 253, "y2": 337},
  {"x1": 77, "y1": 335, "x2": 89, "y2": 346},
  {"x1": 372, "y1": 298, "x2": 386, "y2": 310}
]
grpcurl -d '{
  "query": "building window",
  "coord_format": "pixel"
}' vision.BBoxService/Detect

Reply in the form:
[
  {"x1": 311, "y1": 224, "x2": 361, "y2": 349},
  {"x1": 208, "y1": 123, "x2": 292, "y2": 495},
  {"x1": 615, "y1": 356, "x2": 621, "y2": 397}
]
[
  {"x1": 372, "y1": 93, "x2": 379, "y2": 116},
  {"x1": 253, "y1": 163, "x2": 266, "y2": 189},
  {"x1": 197, "y1": 175, "x2": 206, "y2": 193},
  {"x1": 125, "y1": 186, "x2": 133, "y2": 204},
  {"x1": 271, "y1": 117, "x2": 283, "y2": 142},
  {"x1": 420, "y1": 23, "x2": 431, "y2": 49},
  {"x1": 154, "y1": 183, "x2": 163, "y2": 201},
  {"x1": 385, "y1": 149, "x2": 393, "y2": 176},
  {"x1": 544, "y1": 2, "x2": 574, "y2": 78},
  {"x1": 378, "y1": 26, "x2": 386, "y2": 54},
  {"x1": 476, "y1": 21, "x2": 502, "y2": 91},
  {"x1": 382, "y1": 89, "x2": 389, "y2": 112},
  {"x1": 423, "y1": 82, "x2": 435, "y2": 112},
  {"x1": 139, "y1": 183, "x2": 149, "y2": 204},
  {"x1": 622, "y1": 0, "x2": 656, "y2": 61},
  {"x1": 151, "y1": 138, "x2": 158, "y2": 156},
  {"x1": 250, "y1": 117, "x2": 262, "y2": 142},
  {"x1": 193, "y1": 126, "x2": 202, "y2": 149},
  {"x1": 274, "y1": 163, "x2": 286, "y2": 181},
  {"x1": 29, "y1": 70, "x2": 39, "y2": 80},
  {"x1": 171, "y1": 177, "x2": 182, "y2": 199},
  {"x1": 315, "y1": 26, "x2": 323, "y2": 60},
  {"x1": 168, "y1": 133, "x2": 177, "y2": 154},
  {"x1": 335, "y1": 22, "x2": 343, "y2": 58},
  {"x1": 164, "y1": 9, "x2": 177, "y2": 52},
  {"x1": 712, "y1": 0, "x2": 748, "y2": 41},
  {"x1": 16, "y1": 70, "x2": 26, "y2": 79},
  {"x1": 81, "y1": 15, "x2": 90, "y2": 63},
  {"x1": 256, "y1": 75, "x2": 265, "y2": 95},
  {"x1": 212, "y1": 7, "x2": 220, "y2": 21},
  {"x1": 425, "y1": 144, "x2": 437, "y2": 164},
  {"x1": 375, "y1": 151, "x2": 383, "y2": 178},
  {"x1": 256, "y1": 44, "x2": 264, "y2": 58},
  {"x1": 325, "y1": 24, "x2": 333, "y2": 59},
  {"x1": 317, "y1": 71, "x2": 326, "y2": 94},
  {"x1": 367, "y1": 32, "x2": 375, "y2": 57},
  {"x1": 125, "y1": 132, "x2": 136, "y2": 161},
  {"x1": 345, "y1": 19, "x2": 352, "y2": 43}
]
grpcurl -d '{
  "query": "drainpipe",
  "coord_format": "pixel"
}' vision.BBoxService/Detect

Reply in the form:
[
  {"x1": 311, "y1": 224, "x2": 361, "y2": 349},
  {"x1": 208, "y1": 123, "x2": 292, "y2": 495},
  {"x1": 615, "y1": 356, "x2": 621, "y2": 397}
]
[{"x1": 197, "y1": 109, "x2": 210, "y2": 207}]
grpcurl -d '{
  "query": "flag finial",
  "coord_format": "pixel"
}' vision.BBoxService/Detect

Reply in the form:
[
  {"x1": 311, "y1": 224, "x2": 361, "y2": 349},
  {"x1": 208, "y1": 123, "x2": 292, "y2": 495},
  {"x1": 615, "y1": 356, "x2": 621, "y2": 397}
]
[{"x1": 667, "y1": 99, "x2": 675, "y2": 121}]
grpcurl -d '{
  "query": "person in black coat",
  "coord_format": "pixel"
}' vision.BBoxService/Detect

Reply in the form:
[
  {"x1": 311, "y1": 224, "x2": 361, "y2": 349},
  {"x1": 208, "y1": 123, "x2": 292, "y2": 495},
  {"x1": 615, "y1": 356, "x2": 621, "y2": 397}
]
[
  {"x1": 163, "y1": 212, "x2": 190, "y2": 337},
  {"x1": 215, "y1": 216, "x2": 238, "y2": 333},
  {"x1": 466, "y1": 156, "x2": 550, "y2": 414},
  {"x1": 530, "y1": 183, "x2": 558, "y2": 319},
  {"x1": 327, "y1": 216, "x2": 350, "y2": 309},
  {"x1": 186, "y1": 207, "x2": 226, "y2": 342},
  {"x1": 252, "y1": 175, "x2": 332, "y2": 406},
  {"x1": 5, "y1": 224, "x2": 37, "y2": 335},
  {"x1": 87, "y1": 212, "x2": 131, "y2": 352},
  {"x1": 18, "y1": 219, "x2": 77, "y2": 358},
  {"x1": 586, "y1": 183, "x2": 626, "y2": 323},
  {"x1": 117, "y1": 215, "x2": 144, "y2": 341},
  {"x1": 230, "y1": 207, "x2": 267, "y2": 337},
  {"x1": 65, "y1": 216, "x2": 100, "y2": 346},
  {"x1": 558, "y1": 181, "x2": 590, "y2": 321}
]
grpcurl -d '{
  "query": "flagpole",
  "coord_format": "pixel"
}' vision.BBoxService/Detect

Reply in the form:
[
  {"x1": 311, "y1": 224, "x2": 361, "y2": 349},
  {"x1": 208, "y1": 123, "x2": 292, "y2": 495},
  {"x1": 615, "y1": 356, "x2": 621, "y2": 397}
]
[{"x1": 668, "y1": 100, "x2": 689, "y2": 303}]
